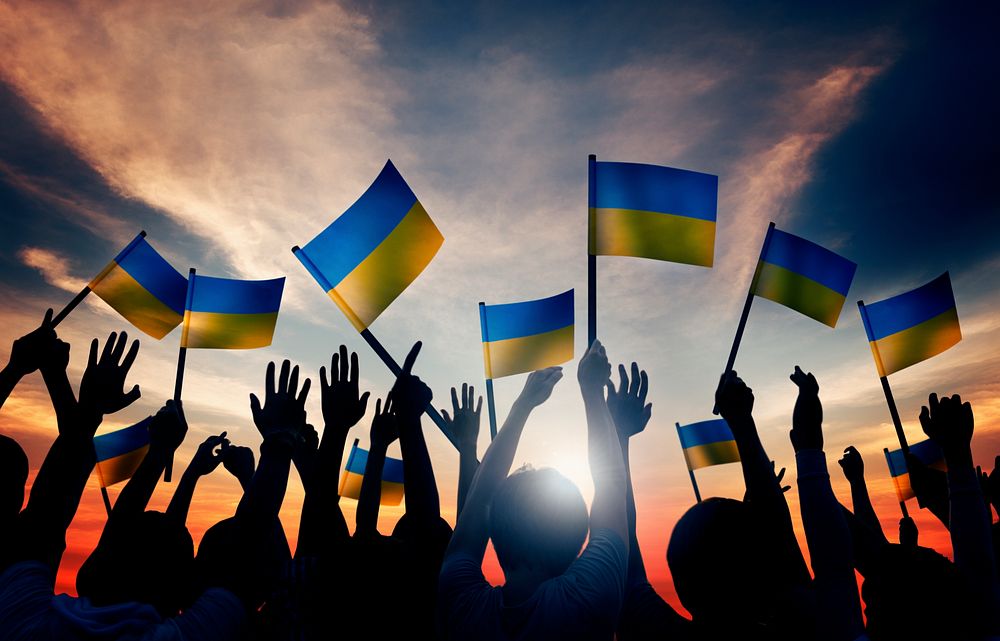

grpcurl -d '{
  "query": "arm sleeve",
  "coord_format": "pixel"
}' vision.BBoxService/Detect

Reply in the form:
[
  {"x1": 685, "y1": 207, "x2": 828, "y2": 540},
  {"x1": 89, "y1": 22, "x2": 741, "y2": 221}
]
[
  {"x1": 560, "y1": 529, "x2": 628, "y2": 628},
  {"x1": 436, "y1": 553, "x2": 492, "y2": 640}
]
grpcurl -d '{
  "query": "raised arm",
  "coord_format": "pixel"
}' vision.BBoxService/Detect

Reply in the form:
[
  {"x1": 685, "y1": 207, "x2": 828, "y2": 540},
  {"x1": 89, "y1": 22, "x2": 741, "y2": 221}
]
[
  {"x1": 789, "y1": 366, "x2": 864, "y2": 641},
  {"x1": 166, "y1": 432, "x2": 229, "y2": 526},
  {"x1": 0, "y1": 309, "x2": 63, "y2": 411},
  {"x1": 838, "y1": 445, "x2": 887, "y2": 543},
  {"x1": 356, "y1": 394, "x2": 398, "y2": 537},
  {"x1": 440, "y1": 383, "x2": 482, "y2": 516},
  {"x1": 446, "y1": 366, "x2": 562, "y2": 560},
  {"x1": 223, "y1": 444, "x2": 256, "y2": 494}
]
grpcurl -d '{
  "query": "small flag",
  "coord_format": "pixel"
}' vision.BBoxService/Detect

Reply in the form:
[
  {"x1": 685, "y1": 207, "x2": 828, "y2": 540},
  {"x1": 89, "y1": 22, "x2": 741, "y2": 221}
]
[
  {"x1": 89, "y1": 233, "x2": 187, "y2": 339},
  {"x1": 180, "y1": 274, "x2": 284, "y2": 349},
  {"x1": 481, "y1": 289, "x2": 574, "y2": 379},
  {"x1": 752, "y1": 227, "x2": 857, "y2": 327},
  {"x1": 294, "y1": 160, "x2": 444, "y2": 331},
  {"x1": 677, "y1": 419, "x2": 740, "y2": 470},
  {"x1": 93, "y1": 417, "x2": 152, "y2": 488},
  {"x1": 590, "y1": 161, "x2": 718, "y2": 267},
  {"x1": 860, "y1": 272, "x2": 961, "y2": 377},
  {"x1": 338, "y1": 442, "x2": 404, "y2": 506},
  {"x1": 884, "y1": 439, "x2": 946, "y2": 502}
]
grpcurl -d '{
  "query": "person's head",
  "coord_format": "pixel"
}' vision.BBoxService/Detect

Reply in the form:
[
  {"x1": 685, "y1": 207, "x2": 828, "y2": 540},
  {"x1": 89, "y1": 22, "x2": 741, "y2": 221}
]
[
  {"x1": 0, "y1": 435, "x2": 28, "y2": 526},
  {"x1": 489, "y1": 466, "x2": 588, "y2": 578},
  {"x1": 668, "y1": 498, "x2": 778, "y2": 624},
  {"x1": 77, "y1": 511, "x2": 194, "y2": 616}
]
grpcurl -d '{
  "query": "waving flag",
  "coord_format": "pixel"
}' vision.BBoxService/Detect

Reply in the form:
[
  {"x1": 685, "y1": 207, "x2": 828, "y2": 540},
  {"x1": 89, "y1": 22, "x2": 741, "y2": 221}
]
[
  {"x1": 752, "y1": 227, "x2": 856, "y2": 327},
  {"x1": 89, "y1": 233, "x2": 187, "y2": 339},
  {"x1": 589, "y1": 161, "x2": 718, "y2": 267},
  {"x1": 294, "y1": 160, "x2": 444, "y2": 331},
  {"x1": 94, "y1": 418, "x2": 152, "y2": 488},
  {"x1": 180, "y1": 274, "x2": 284, "y2": 349},
  {"x1": 884, "y1": 439, "x2": 946, "y2": 502},
  {"x1": 338, "y1": 441, "x2": 405, "y2": 506},
  {"x1": 480, "y1": 289, "x2": 574, "y2": 379},
  {"x1": 860, "y1": 272, "x2": 961, "y2": 377},
  {"x1": 677, "y1": 419, "x2": 740, "y2": 470}
]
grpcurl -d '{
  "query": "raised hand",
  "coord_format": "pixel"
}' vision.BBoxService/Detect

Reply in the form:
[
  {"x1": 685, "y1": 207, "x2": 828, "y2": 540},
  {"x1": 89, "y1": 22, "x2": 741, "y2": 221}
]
[
  {"x1": 149, "y1": 400, "x2": 189, "y2": 454},
  {"x1": 371, "y1": 394, "x2": 399, "y2": 449},
  {"x1": 222, "y1": 444, "x2": 255, "y2": 489},
  {"x1": 606, "y1": 362, "x2": 651, "y2": 441},
  {"x1": 78, "y1": 331, "x2": 141, "y2": 427},
  {"x1": 789, "y1": 365, "x2": 823, "y2": 452},
  {"x1": 390, "y1": 342, "x2": 432, "y2": 420},
  {"x1": 714, "y1": 370, "x2": 754, "y2": 422},
  {"x1": 520, "y1": 367, "x2": 564, "y2": 408},
  {"x1": 919, "y1": 393, "x2": 974, "y2": 464},
  {"x1": 899, "y1": 516, "x2": 918, "y2": 547},
  {"x1": 188, "y1": 432, "x2": 230, "y2": 476},
  {"x1": 249, "y1": 360, "x2": 311, "y2": 445},
  {"x1": 441, "y1": 383, "x2": 482, "y2": 455},
  {"x1": 577, "y1": 339, "x2": 610, "y2": 395},
  {"x1": 838, "y1": 446, "x2": 865, "y2": 484},
  {"x1": 774, "y1": 462, "x2": 791, "y2": 493},
  {"x1": 320, "y1": 345, "x2": 371, "y2": 435},
  {"x1": 7, "y1": 309, "x2": 65, "y2": 377}
]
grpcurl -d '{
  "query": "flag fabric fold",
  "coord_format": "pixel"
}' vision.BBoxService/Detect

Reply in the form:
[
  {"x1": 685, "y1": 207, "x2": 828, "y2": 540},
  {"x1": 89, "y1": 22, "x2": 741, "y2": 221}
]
[
  {"x1": 93, "y1": 417, "x2": 152, "y2": 488},
  {"x1": 180, "y1": 274, "x2": 284, "y2": 349},
  {"x1": 752, "y1": 227, "x2": 857, "y2": 327},
  {"x1": 294, "y1": 160, "x2": 444, "y2": 331},
  {"x1": 480, "y1": 289, "x2": 574, "y2": 379},
  {"x1": 589, "y1": 161, "x2": 718, "y2": 267},
  {"x1": 884, "y1": 439, "x2": 947, "y2": 502},
  {"x1": 338, "y1": 442, "x2": 405, "y2": 506},
  {"x1": 89, "y1": 233, "x2": 187, "y2": 339},
  {"x1": 860, "y1": 272, "x2": 961, "y2": 377},
  {"x1": 677, "y1": 419, "x2": 740, "y2": 470}
]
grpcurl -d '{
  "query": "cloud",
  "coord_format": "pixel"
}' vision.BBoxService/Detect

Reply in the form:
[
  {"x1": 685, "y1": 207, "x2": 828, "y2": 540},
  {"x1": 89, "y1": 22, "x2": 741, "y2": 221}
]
[{"x1": 17, "y1": 246, "x2": 85, "y2": 293}]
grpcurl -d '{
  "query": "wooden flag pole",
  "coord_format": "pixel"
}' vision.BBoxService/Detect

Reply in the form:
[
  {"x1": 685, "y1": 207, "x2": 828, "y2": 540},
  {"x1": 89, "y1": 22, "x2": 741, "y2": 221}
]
[
  {"x1": 859, "y1": 301, "x2": 910, "y2": 456},
  {"x1": 167, "y1": 267, "x2": 196, "y2": 482},
  {"x1": 478, "y1": 302, "x2": 499, "y2": 440},
  {"x1": 676, "y1": 423, "x2": 702, "y2": 503},
  {"x1": 358, "y1": 328, "x2": 459, "y2": 450},
  {"x1": 588, "y1": 154, "x2": 597, "y2": 347},
  {"x1": 714, "y1": 222, "x2": 775, "y2": 414}
]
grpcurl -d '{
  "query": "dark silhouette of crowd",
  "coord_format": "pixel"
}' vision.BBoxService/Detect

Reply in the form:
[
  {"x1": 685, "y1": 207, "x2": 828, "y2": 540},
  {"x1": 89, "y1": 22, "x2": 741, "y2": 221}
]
[{"x1": 0, "y1": 310, "x2": 998, "y2": 640}]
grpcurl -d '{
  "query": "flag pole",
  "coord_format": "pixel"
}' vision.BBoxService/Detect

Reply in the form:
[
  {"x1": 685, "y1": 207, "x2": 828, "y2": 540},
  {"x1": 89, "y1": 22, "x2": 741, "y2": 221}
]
[
  {"x1": 676, "y1": 423, "x2": 702, "y2": 503},
  {"x1": 883, "y1": 447, "x2": 910, "y2": 518},
  {"x1": 714, "y1": 222, "x2": 775, "y2": 414},
  {"x1": 52, "y1": 230, "x2": 148, "y2": 327},
  {"x1": 358, "y1": 328, "x2": 459, "y2": 450},
  {"x1": 167, "y1": 267, "x2": 196, "y2": 482},
  {"x1": 859, "y1": 301, "x2": 910, "y2": 456},
  {"x1": 588, "y1": 154, "x2": 597, "y2": 347},
  {"x1": 478, "y1": 302, "x2": 499, "y2": 440},
  {"x1": 100, "y1": 487, "x2": 113, "y2": 516}
]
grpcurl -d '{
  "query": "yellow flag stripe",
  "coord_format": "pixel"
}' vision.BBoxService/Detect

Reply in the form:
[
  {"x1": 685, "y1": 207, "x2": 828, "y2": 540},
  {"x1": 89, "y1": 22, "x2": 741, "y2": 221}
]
[
  {"x1": 870, "y1": 307, "x2": 961, "y2": 376},
  {"x1": 90, "y1": 264, "x2": 183, "y2": 339},
  {"x1": 484, "y1": 324, "x2": 574, "y2": 379},
  {"x1": 590, "y1": 207, "x2": 715, "y2": 267},
  {"x1": 181, "y1": 311, "x2": 279, "y2": 349},
  {"x1": 682, "y1": 440, "x2": 740, "y2": 470}
]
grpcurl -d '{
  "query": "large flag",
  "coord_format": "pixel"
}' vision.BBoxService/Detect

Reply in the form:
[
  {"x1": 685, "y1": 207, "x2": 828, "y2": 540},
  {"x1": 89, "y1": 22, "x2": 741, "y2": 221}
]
[
  {"x1": 589, "y1": 161, "x2": 718, "y2": 267},
  {"x1": 860, "y1": 272, "x2": 961, "y2": 377},
  {"x1": 338, "y1": 442, "x2": 405, "y2": 506},
  {"x1": 294, "y1": 160, "x2": 444, "y2": 331},
  {"x1": 180, "y1": 274, "x2": 284, "y2": 349},
  {"x1": 884, "y1": 439, "x2": 946, "y2": 502},
  {"x1": 93, "y1": 417, "x2": 152, "y2": 488},
  {"x1": 677, "y1": 419, "x2": 740, "y2": 470},
  {"x1": 480, "y1": 289, "x2": 574, "y2": 379},
  {"x1": 752, "y1": 227, "x2": 857, "y2": 327},
  {"x1": 89, "y1": 233, "x2": 187, "y2": 339}
]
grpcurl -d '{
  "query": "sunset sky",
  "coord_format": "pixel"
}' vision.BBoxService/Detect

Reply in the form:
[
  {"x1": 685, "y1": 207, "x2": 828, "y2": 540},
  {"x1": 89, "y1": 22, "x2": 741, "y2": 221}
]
[{"x1": 1, "y1": 0, "x2": 998, "y2": 611}]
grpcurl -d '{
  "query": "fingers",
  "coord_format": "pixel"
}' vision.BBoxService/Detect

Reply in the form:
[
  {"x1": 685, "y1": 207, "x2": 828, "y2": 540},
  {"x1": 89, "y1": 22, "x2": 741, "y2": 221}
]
[
  {"x1": 452, "y1": 387, "x2": 460, "y2": 415},
  {"x1": 100, "y1": 332, "x2": 117, "y2": 363},
  {"x1": 297, "y1": 378, "x2": 312, "y2": 404},
  {"x1": 359, "y1": 391, "x2": 370, "y2": 413},
  {"x1": 121, "y1": 339, "x2": 140, "y2": 372},
  {"x1": 265, "y1": 361, "x2": 276, "y2": 398},
  {"x1": 111, "y1": 331, "x2": 128, "y2": 363},
  {"x1": 250, "y1": 393, "x2": 262, "y2": 417},
  {"x1": 617, "y1": 364, "x2": 628, "y2": 395},
  {"x1": 638, "y1": 370, "x2": 649, "y2": 404},
  {"x1": 441, "y1": 409, "x2": 451, "y2": 423},
  {"x1": 475, "y1": 395, "x2": 483, "y2": 415},
  {"x1": 339, "y1": 345, "x2": 349, "y2": 383},
  {"x1": 42, "y1": 308, "x2": 53, "y2": 328},
  {"x1": 461, "y1": 383, "x2": 468, "y2": 409},
  {"x1": 122, "y1": 385, "x2": 141, "y2": 408},
  {"x1": 402, "y1": 341, "x2": 422, "y2": 374},
  {"x1": 320, "y1": 366, "x2": 329, "y2": 391},
  {"x1": 928, "y1": 392, "x2": 939, "y2": 414},
  {"x1": 350, "y1": 350, "x2": 359, "y2": 386},
  {"x1": 629, "y1": 362, "x2": 640, "y2": 396},
  {"x1": 278, "y1": 360, "x2": 290, "y2": 394},
  {"x1": 385, "y1": 391, "x2": 393, "y2": 414},
  {"x1": 375, "y1": 398, "x2": 382, "y2": 416},
  {"x1": 288, "y1": 364, "x2": 300, "y2": 396},
  {"x1": 88, "y1": 338, "x2": 99, "y2": 368}
]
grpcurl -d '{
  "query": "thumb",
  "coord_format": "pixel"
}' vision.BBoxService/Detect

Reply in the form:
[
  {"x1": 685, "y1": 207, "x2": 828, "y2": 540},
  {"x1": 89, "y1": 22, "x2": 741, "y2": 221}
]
[
  {"x1": 122, "y1": 385, "x2": 141, "y2": 407},
  {"x1": 250, "y1": 393, "x2": 262, "y2": 417}
]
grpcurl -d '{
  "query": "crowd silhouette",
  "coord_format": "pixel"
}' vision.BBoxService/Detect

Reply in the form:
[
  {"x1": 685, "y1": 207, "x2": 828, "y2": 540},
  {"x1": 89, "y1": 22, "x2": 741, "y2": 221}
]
[{"x1": 0, "y1": 311, "x2": 998, "y2": 640}]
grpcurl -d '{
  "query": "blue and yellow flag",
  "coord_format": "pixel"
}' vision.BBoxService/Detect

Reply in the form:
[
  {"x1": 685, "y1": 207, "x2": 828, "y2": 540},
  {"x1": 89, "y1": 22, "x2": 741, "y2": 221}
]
[
  {"x1": 752, "y1": 227, "x2": 856, "y2": 327},
  {"x1": 338, "y1": 442, "x2": 405, "y2": 506},
  {"x1": 480, "y1": 289, "x2": 574, "y2": 379},
  {"x1": 676, "y1": 419, "x2": 740, "y2": 470},
  {"x1": 884, "y1": 439, "x2": 946, "y2": 502},
  {"x1": 180, "y1": 274, "x2": 284, "y2": 349},
  {"x1": 89, "y1": 233, "x2": 187, "y2": 339},
  {"x1": 293, "y1": 160, "x2": 444, "y2": 331},
  {"x1": 589, "y1": 161, "x2": 718, "y2": 267},
  {"x1": 93, "y1": 417, "x2": 152, "y2": 488},
  {"x1": 860, "y1": 272, "x2": 961, "y2": 377}
]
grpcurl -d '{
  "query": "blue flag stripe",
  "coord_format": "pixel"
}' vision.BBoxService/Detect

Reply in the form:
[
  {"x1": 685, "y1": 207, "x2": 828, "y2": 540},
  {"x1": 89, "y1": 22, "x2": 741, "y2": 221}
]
[
  {"x1": 482, "y1": 289, "x2": 574, "y2": 342},
  {"x1": 344, "y1": 445, "x2": 405, "y2": 483},
  {"x1": 677, "y1": 419, "x2": 735, "y2": 449},
  {"x1": 863, "y1": 272, "x2": 956, "y2": 341},
  {"x1": 116, "y1": 239, "x2": 188, "y2": 315},
  {"x1": 762, "y1": 229, "x2": 856, "y2": 296},
  {"x1": 188, "y1": 275, "x2": 285, "y2": 314},
  {"x1": 94, "y1": 417, "x2": 152, "y2": 461},
  {"x1": 594, "y1": 161, "x2": 717, "y2": 222}
]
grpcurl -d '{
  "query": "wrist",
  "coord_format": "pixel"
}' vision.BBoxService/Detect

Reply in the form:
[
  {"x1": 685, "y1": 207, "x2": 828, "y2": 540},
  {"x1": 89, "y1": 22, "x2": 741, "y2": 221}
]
[{"x1": 0, "y1": 363, "x2": 24, "y2": 384}]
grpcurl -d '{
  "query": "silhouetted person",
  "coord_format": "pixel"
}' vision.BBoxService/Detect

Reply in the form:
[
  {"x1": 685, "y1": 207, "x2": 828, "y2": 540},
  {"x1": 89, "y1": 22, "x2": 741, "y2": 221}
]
[
  {"x1": 438, "y1": 340, "x2": 628, "y2": 641},
  {"x1": 838, "y1": 445, "x2": 888, "y2": 544}
]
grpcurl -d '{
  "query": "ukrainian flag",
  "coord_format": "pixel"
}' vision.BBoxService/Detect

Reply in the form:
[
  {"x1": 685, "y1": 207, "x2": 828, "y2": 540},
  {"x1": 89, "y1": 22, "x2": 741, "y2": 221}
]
[
  {"x1": 677, "y1": 419, "x2": 740, "y2": 470},
  {"x1": 93, "y1": 417, "x2": 152, "y2": 488},
  {"x1": 338, "y1": 442, "x2": 405, "y2": 506},
  {"x1": 860, "y1": 272, "x2": 961, "y2": 377},
  {"x1": 884, "y1": 439, "x2": 946, "y2": 502},
  {"x1": 89, "y1": 232, "x2": 187, "y2": 339},
  {"x1": 293, "y1": 160, "x2": 444, "y2": 331},
  {"x1": 480, "y1": 289, "x2": 574, "y2": 379},
  {"x1": 751, "y1": 227, "x2": 856, "y2": 327},
  {"x1": 180, "y1": 274, "x2": 284, "y2": 349},
  {"x1": 589, "y1": 161, "x2": 718, "y2": 267}
]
